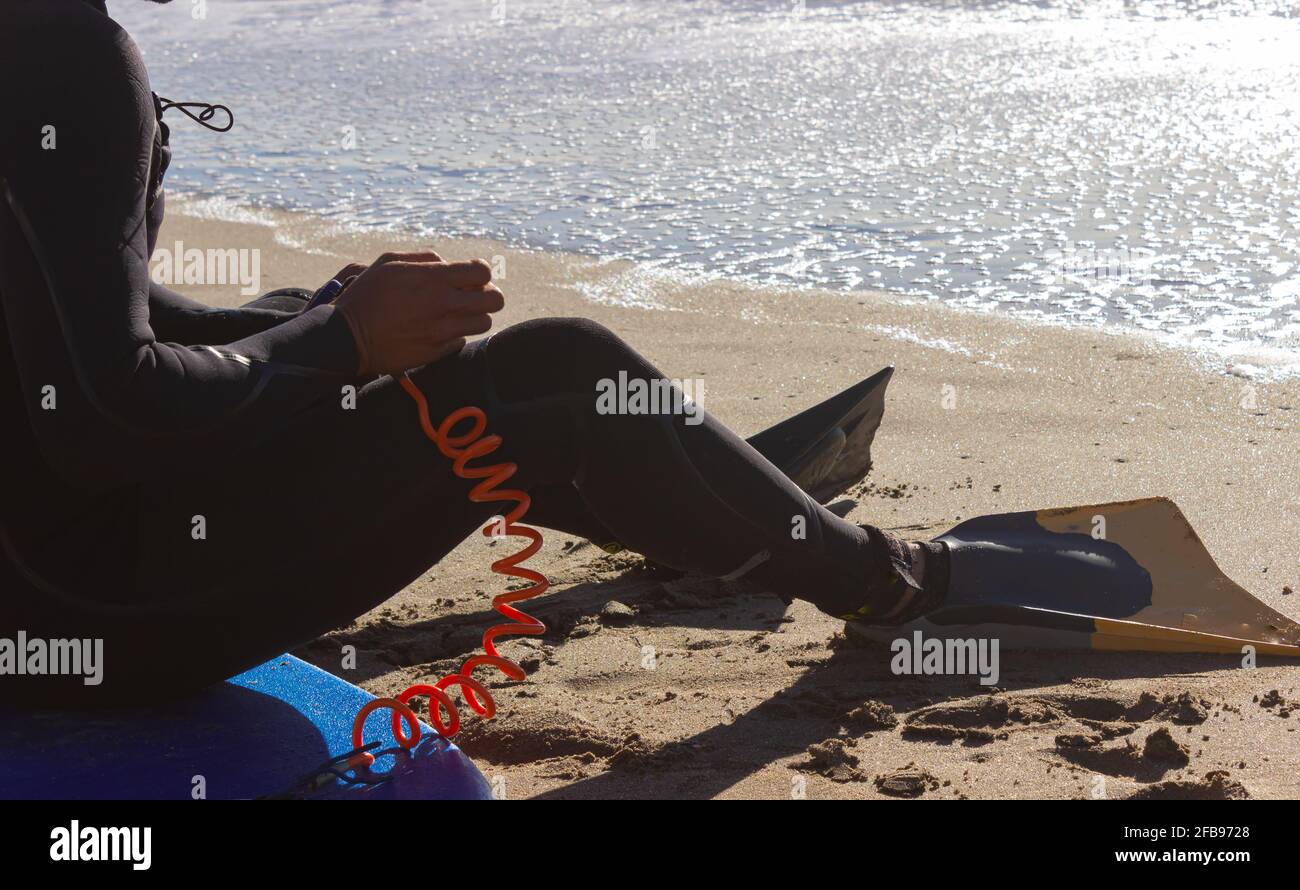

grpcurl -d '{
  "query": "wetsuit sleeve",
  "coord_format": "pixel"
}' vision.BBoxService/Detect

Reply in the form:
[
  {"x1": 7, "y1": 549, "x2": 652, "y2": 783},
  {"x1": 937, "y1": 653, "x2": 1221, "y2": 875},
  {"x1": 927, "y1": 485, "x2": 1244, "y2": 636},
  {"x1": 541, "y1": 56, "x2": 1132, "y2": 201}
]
[
  {"x1": 0, "y1": 13, "x2": 359, "y2": 491},
  {"x1": 147, "y1": 282, "x2": 304, "y2": 344}
]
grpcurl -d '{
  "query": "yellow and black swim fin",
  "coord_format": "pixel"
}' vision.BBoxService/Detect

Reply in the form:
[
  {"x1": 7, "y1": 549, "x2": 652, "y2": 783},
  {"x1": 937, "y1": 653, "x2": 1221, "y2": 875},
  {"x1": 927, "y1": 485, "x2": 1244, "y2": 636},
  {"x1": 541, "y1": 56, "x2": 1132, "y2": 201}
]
[{"x1": 851, "y1": 497, "x2": 1300, "y2": 656}]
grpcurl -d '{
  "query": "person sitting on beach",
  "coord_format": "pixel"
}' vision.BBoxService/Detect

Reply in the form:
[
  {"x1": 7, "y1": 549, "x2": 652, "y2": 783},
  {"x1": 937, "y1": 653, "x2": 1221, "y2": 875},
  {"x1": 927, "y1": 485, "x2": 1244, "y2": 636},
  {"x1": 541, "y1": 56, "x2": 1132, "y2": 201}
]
[{"x1": 0, "y1": 0, "x2": 948, "y2": 704}]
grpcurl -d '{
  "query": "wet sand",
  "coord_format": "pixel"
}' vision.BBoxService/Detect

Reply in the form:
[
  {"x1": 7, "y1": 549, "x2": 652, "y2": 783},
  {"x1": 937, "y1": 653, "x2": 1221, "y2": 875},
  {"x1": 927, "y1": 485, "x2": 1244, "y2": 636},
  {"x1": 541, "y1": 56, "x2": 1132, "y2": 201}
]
[{"x1": 162, "y1": 199, "x2": 1299, "y2": 799}]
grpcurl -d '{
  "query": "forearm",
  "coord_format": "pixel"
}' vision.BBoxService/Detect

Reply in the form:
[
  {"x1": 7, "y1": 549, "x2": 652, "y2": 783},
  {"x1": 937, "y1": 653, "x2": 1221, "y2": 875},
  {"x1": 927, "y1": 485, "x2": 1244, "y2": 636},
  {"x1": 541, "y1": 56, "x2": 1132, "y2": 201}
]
[{"x1": 148, "y1": 283, "x2": 305, "y2": 345}]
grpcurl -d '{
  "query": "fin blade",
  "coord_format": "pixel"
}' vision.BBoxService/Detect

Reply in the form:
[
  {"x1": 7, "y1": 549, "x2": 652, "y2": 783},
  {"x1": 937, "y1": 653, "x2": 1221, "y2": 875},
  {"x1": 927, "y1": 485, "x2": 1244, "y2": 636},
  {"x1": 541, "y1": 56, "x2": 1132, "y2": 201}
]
[
  {"x1": 748, "y1": 366, "x2": 893, "y2": 503},
  {"x1": 926, "y1": 497, "x2": 1300, "y2": 655}
]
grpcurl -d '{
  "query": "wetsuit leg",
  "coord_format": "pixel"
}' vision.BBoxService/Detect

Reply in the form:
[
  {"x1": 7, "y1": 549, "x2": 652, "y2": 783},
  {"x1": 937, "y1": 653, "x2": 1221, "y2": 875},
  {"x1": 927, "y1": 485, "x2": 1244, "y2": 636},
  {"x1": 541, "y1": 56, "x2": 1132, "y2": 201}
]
[{"x1": 475, "y1": 318, "x2": 908, "y2": 613}]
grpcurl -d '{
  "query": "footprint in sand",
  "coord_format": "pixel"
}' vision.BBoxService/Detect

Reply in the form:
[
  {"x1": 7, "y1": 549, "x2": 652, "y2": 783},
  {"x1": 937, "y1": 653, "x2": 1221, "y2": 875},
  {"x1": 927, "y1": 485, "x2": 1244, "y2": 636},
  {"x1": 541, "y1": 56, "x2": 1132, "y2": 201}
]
[{"x1": 900, "y1": 690, "x2": 1211, "y2": 747}]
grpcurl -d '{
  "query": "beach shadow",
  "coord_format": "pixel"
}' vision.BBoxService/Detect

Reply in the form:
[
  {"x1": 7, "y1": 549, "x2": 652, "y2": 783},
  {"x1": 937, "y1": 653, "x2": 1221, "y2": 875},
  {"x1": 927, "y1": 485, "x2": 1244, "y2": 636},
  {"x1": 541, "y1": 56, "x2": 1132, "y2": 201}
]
[
  {"x1": 294, "y1": 567, "x2": 793, "y2": 685},
  {"x1": 526, "y1": 635, "x2": 1261, "y2": 800},
  {"x1": 292, "y1": 563, "x2": 1282, "y2": 799}
]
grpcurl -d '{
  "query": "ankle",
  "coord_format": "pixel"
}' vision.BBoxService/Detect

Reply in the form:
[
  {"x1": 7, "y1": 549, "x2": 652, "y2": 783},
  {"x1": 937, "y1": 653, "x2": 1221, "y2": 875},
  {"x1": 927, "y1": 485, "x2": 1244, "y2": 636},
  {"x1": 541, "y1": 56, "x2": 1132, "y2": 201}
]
[
  {"x1": 913, "y1": 540, "x2": 950, "y2": 599},
  {"x1": 907, "y1": 541, "x2": 927, "y2": 587}
]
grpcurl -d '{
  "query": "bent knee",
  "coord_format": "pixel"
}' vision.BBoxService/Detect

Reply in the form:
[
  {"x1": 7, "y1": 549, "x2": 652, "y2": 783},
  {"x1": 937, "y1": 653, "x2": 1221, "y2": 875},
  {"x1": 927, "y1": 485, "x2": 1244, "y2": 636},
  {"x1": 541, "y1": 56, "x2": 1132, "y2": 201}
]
[
  {"x1": 500, "y1": 316, "x2": 622, "y2": 349},
  {"x1": 486, "y1": 317, "x2": 649, "y2": 398}
]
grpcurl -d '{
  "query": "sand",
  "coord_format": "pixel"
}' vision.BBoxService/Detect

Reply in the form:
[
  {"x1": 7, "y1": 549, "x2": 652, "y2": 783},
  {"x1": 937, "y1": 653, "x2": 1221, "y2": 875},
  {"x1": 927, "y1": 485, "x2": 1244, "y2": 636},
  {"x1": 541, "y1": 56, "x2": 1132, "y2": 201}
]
[{"x1": 161, "y1": 198, "x2": 1298, "y2": 799}]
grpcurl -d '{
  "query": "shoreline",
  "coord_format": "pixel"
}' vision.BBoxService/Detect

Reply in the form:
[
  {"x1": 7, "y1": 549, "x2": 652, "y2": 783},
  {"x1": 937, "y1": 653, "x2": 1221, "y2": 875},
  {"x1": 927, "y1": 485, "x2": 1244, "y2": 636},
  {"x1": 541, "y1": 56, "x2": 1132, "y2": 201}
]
[
  {"x1": 160, "y1": 198, "x2": 1298, "y2": 799},
  {"x1": 167, "y1": 193, "x2": 1300, "y2": 383}
]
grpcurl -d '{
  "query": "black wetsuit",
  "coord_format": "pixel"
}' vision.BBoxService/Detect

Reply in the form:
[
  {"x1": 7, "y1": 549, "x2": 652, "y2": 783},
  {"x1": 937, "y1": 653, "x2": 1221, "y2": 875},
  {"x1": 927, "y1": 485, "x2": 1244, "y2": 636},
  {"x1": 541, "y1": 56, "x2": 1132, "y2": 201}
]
[{"x1": 0, "y1": 0, "x2": 919, "y2": 705}]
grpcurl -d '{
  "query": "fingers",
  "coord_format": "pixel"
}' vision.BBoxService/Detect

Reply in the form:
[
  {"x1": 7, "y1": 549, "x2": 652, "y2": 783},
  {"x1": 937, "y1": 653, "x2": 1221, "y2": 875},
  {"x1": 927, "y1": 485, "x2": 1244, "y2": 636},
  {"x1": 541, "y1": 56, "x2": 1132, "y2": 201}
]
[
  {"x1": 333, "y1": 262, "x2": 369, "y2": 282},
  {"x1": 378, "y1": 259, "x2": 501, "y2": 309},
  {"x1": 382, "y1": 258, "x2": 489, "y2": 287},
  {"x1": 374, "y1": 256, "x2": 494, "y2": 290},
  {"x1": 441, "y1": 259, "x2": 493, "y2": 289},
  {"x1": 373, "y1": 249, "x2": 445, "y2": 266},
  {"x1": 442, "y1": 284, "x2": 504, "y2": 315}
]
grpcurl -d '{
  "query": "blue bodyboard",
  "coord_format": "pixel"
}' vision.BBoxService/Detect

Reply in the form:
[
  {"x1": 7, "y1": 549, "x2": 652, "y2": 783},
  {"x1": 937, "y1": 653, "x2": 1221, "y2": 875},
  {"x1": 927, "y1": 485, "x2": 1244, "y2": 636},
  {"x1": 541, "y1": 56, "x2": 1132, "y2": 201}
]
[{"x1": 0, "y1": 655, "x2": 493, "y2": 800}]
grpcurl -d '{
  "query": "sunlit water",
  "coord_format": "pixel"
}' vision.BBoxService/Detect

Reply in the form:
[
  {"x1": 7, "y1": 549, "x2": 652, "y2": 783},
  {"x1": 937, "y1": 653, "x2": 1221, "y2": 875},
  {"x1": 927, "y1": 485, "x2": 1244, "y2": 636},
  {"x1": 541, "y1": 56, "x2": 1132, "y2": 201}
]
[{"x1": 115, "y1": 0, "x2": 1300, "y2": 374}]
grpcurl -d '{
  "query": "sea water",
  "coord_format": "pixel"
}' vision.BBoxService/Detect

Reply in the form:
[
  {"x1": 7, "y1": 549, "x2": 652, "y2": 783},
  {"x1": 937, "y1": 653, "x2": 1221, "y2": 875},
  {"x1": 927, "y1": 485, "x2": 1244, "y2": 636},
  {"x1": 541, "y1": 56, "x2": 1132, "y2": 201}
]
[{"x1": 116, "y1": 0, "x2": 1300, "y2": 375}]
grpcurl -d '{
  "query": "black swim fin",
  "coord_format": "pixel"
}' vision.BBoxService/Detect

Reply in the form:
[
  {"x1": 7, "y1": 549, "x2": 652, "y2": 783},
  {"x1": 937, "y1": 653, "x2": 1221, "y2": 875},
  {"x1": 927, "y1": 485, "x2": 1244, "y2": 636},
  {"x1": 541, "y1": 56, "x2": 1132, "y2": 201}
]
[
  {"x1": 749, "y1": 365, "x2": 894, "y2": 504},
  {"x1": 847, "y1": 498, "x2": 1300, "y2": 655}
]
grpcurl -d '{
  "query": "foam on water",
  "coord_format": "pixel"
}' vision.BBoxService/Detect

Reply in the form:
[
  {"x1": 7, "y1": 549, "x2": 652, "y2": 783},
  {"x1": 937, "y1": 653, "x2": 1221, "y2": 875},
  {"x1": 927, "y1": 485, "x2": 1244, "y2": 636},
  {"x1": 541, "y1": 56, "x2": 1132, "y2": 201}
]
[{"x1": 117, "y1": 0, "x2": 1300, "y2": 375}]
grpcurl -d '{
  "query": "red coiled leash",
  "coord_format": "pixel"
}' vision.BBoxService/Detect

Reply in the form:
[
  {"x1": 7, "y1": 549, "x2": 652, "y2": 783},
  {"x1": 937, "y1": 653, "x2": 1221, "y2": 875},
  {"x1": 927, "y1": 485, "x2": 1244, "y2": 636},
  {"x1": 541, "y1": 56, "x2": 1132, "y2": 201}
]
[{"x1": 348, "y1": 372, "x2": 548, "y2": 768}]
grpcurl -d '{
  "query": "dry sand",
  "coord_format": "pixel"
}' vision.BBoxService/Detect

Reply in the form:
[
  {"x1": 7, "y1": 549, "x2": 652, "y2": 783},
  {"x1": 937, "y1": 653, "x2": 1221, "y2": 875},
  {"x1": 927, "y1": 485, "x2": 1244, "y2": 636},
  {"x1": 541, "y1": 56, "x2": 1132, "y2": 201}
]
[{"x1": 162, "y1": 199, "x2": 1298, "y2": 799}]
